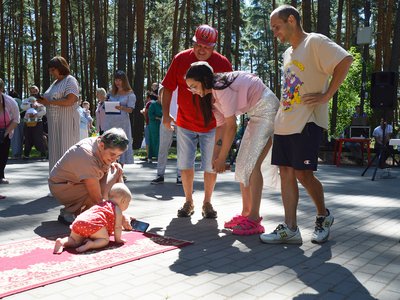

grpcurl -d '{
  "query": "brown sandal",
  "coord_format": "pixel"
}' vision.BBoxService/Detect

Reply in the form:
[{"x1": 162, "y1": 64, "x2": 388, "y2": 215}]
[
  {"x1": 202, "y1": 203, "x2": 217, "y2": 219},
  {"x1": 177, "y1": 202, "x2": 194, "y2": 217}
]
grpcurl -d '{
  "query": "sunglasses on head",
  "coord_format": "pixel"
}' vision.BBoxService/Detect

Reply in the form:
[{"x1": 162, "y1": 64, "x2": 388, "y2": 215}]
[{"x1": 115, "y1": 70, "x2": 126, "y2": 77}]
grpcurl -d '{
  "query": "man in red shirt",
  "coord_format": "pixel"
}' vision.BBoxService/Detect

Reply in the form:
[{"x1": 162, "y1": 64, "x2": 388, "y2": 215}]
[{"x1": 161, "y1": 24, "x2": 232, "y2": 218}]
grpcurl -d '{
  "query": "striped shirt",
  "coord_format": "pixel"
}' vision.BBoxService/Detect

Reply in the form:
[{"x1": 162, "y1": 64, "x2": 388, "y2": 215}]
[{"x1": 44, "y1": 75, "x2": 80, "y2": 172}]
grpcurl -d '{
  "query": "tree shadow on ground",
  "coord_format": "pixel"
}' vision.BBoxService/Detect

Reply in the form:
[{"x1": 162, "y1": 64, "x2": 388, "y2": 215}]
[
  {"x1": 163, "y1": 217, "x2": 376, "y2": 299},
  {"x1": 0, "y1": 196, "x2": 58, "y2": 217}
]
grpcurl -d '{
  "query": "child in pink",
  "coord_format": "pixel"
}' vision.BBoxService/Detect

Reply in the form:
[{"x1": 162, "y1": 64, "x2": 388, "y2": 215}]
[{"x1": 53, "y1": 183, "x2": 132, "y2": 254}]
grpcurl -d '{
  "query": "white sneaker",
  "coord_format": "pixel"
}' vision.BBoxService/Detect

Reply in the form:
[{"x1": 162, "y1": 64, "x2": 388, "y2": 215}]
[
  {"x1": 311, "y1": 209, "x2": 334, "y2": 244},
  {"x1": 259, "y1": 223, "x2": 302, "y2": 244}
]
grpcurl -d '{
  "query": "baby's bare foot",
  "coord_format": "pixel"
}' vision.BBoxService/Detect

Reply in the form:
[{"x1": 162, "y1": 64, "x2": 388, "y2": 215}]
[{"x1": 53, "y1": 238, "x2": 64, "y2": 254}]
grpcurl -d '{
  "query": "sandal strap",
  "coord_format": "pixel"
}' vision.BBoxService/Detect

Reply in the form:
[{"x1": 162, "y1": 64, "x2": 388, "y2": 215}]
[{"x1": 235, "y1": 217, "x2": 262, "y2": 230}]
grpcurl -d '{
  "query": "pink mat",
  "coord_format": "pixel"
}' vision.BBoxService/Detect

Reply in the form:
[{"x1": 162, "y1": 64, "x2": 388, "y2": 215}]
[{"x1": 0, "y1": 231, "x2": 192, "y2": 298}]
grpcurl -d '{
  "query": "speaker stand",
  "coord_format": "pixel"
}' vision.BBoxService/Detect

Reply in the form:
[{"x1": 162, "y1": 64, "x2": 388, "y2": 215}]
[{"x1": 361, "y1": 109, "x2": 391, "y2": 181}]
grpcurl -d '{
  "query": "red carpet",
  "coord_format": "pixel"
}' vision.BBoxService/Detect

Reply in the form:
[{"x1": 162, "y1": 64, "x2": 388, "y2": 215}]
[{"x1": 0, "y1": 231, "x2": 192, "y2": 298}]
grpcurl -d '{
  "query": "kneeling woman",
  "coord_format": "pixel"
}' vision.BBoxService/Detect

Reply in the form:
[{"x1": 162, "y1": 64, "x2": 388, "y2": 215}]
[{"x1": 185, "y1": 62, "x2": 279, "y2": 235}]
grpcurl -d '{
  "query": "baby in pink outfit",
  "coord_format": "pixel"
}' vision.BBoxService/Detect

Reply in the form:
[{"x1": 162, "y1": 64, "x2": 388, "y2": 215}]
[{"x1": 53, "y1": 183, "x2": 132, "y2": 254}]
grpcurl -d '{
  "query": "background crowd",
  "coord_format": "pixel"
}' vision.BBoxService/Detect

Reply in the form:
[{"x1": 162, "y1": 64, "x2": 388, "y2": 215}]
[{"x1": 0, "y1": 5, "x2": 398, "y2": 245}]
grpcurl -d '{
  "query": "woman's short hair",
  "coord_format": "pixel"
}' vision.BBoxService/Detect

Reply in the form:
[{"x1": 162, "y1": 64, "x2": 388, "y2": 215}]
[
  {"x1": 48, "y1": 56, "x2": 71, "y2": 75},
  {"x1": 96, "y1": 87, "x2": 107, "y2": 98},
  {"x1": 29, "y1": 85, "x2": 39, "y2": 94},
  {"x1": 100, "y1": 128, "x2": 129, "y2": 151}
]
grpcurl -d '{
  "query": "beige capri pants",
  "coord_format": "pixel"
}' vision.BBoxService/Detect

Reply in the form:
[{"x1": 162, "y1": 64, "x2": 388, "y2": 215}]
[{"x1": 49, "y1": 168, "x2": 121, "y2": 214}]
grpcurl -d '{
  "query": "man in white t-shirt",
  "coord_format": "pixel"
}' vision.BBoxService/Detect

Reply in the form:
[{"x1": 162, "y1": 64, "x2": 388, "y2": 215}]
[
  {"x1": 260, "y1": 5, "x2": 353, "y2": 245},
  {"x1": 373, "y1": 118, "x2": 393, "y2": 168}
]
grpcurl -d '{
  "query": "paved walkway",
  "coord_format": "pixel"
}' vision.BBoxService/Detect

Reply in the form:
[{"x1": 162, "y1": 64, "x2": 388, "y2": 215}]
[{"x1": 1, "y1": 158, "x2": 399, "y2": 299}]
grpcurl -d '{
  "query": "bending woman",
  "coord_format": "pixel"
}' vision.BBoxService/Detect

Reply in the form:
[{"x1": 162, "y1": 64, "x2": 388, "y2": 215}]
[
  {"x1": 49, "y1": 127, "x2": 132, "y2": 229},
  {"x1": 185, "y1": 62, "x2": 279, "y2": 235}
]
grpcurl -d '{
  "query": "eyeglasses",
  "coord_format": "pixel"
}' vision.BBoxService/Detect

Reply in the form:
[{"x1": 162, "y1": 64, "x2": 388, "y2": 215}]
[
  {"x1": 115, "y1": 70, "x2": 126, "y2": 76},
  {"x1": 113, "y1": 136, "x2": 129, "y2": 146},
  {"x1": 102, "y1": 134, "x2": 129, "y2": 147}
]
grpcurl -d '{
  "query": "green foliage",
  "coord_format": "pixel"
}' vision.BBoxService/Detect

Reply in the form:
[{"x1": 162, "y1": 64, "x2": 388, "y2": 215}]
[{"x1": 329, "y1": 47, "x2": 373, "y2": 137}]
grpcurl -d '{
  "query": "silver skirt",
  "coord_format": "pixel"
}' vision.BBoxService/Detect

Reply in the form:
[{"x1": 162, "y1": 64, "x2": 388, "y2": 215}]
[{"x1": 235, "y1": 88, "x2": 279, "y2": 186}]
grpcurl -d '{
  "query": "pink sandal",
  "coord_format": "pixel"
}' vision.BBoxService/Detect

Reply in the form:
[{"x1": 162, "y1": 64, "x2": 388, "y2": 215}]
[
  {"x1": 224, "y1": 215, "x2": 246, "y2": 229},
  {"x1": 232, "y1": 217, "x2": 264, "y2": 235}
]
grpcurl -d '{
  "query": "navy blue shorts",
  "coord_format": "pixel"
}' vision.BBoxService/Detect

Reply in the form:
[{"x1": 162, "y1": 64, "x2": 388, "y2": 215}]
[{"x1": 271, "y1": 122, "x2": 323, "y2": 171}]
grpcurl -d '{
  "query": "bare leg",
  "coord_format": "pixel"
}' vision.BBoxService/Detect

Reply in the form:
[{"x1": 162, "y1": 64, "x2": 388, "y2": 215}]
[
  {"x1": 76, "y1": 227, "x2": 110, "y2": 252},
  {"x1": 295, "y1": 170, "x2": 326, "y2": 216},
  {"x1": 239, "y1": 183, "x2": 251, "y2": 216},
  {"x1": 181, "y1": 168, "x2": 194, "y2": 204},
  {"x1": 247, "y1": 138, "x2": 272, "y2": 221},
  {"x1": 203, "y1": 171, "x2": 217, "y2": 204},
  {"x1": 280, "y1": 166, "x2": 299, "y2": 230},
  {"x1": 53, "y1": 233, "x2": 84, "y2": 254}
]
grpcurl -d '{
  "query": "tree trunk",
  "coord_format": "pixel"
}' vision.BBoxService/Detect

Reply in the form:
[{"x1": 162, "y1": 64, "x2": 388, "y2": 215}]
[
  {"x1": 375, "y1": 0, "x2": 384, "y2": 71},
  {"x1": 223, "y1": 0, "x2": 232, "y2": 61},
  {"x1": 80, "y1": 1, "x2": 90, "y2": 102},
  {"x1": 88, "y1": 0, "x2": 95, "y2": 109},
  {"x1": 171, "y1": 0, "x2": 180, "y2": 56},
  {"x1": 359, "y1": 0, "x2": 371, "y2": 113},
  {"x1": 389, "y1": 0, "x2": 400, "y2": 72},
  {"x1": 184, "y1": 0, "x2": 190, "y2": 49},
  {"x1": 383, "y1": 0, "x2": 394, "y2": 70},
  {"x1": 146, "y1": 27, "x2": 152, "y2": 91},
  {"x1": 331, "y1": 0, "x2": 344, "y2": 136},
  {"x1": 336, "y1": 0, "x2": 344, "y2": 45},
  {"x1": 60, "y1": 0, "x2": 68, "y2": 60},
  {"x1": 132, "y1": 0, "x2": 145, "y2": 149},
  {"x1": 205, "y1": 0, "x2": 209, "y2": 24},
  {"x1": 49, "y1": 0, "x2": 56, "y2": 58},
  {"x1": 34, "y1": 0, "x2": 41, "y2": 87},
  {"x1": 389, "y1": 0, "x2": 400, "y2": 124},
  {"x1": 178, "y1": 0, "x2": 186, "y2": 51},
  {"x1": 234, "y1": 0, "x2": 240, "y2": 70},
  {"x1": 216, "y1": 0, "x2": 221, "y2": 53},
  {"x1": 0, "y1": 1, "x2": 4, "y2": 79},
  {"x1": 94, "y1": 0, "x2": 108, "y2": 90},
  {"x1": 317, "y1": 0, "x2": 330, "y2": 37},
  {"x1": 127, "y1": 0, "x2": 135, "y2": 87},
  {"x1": 117, "y1": 0, "x2": 128, "y2": 71},
  {"x1": 302, "y1": 0, "x2": 312, "y2": 32},
  {"x1": 41, "y1": 0, "x2": 51, "y2": 89},
  {"x1": 29, "y1": 3, "x2": 36, "y2": 88},
  {"x1": 345, "y1": 0, "x2": 352, "y2": 50},
  {"x1": 68, "y1": 1, "x2": 78, "y2": 74},
  {"x1": 272, "y1": 0, "x2": 280, "y2": 98}
]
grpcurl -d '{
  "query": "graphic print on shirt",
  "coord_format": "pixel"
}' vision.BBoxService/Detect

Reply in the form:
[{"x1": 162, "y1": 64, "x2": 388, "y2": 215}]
[{"x1": 282, "y1": 62, "x2": 304, "y2": 112}]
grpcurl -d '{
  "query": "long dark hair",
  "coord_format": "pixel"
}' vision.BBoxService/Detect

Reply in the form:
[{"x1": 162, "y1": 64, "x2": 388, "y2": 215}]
[{"x1": 185, "y1": 62, "x2": 238, "y2": 126}]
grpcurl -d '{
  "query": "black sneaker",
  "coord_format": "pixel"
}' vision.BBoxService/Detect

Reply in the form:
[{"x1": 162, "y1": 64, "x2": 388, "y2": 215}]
[
  {"x1": 176, "y1": 176, "x2": 182, "y2": 186},
  {"x1": 151, "y1": 175, "x2": 164, "y2": 185}
]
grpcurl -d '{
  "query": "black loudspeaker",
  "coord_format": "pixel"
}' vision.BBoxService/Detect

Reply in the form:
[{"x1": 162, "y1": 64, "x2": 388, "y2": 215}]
[{"x1": 370, "y1": 71, "x2": 399, "y2": 109}]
